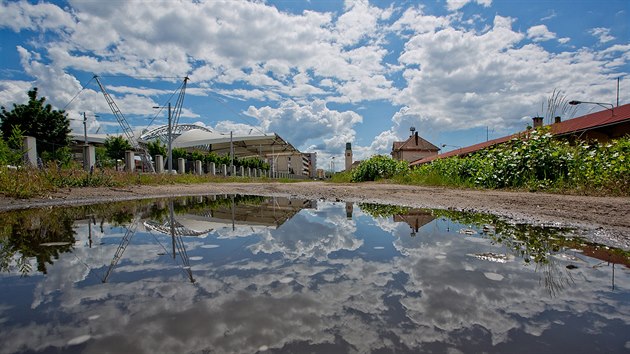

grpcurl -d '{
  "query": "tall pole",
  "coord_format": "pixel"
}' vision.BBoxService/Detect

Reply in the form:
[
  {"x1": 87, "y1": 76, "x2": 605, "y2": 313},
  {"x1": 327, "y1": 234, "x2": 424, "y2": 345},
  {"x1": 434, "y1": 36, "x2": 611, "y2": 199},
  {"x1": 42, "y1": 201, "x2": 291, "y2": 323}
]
[
  {"x1": 617, "y1": 77, "x2": 621, "y2": 107},
  {"x1": 169, "y1": 200, "x2": 175, "y2": 258},
  {"x1": 83, "y1": 112, "x2": 88, "y2": 145},
  {"x1": 230, "y1": 131, "x2": 234, "y2": 174},
  {"x1": 167, "y1": 102, "x2": 173, "y2": 173}
]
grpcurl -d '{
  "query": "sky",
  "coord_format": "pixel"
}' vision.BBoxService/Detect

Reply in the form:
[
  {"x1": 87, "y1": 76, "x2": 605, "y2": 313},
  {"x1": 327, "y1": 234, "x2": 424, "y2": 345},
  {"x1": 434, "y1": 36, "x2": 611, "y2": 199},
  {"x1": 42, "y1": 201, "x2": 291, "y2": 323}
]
[{"x1": 0, "y1": 0, "x2": 628, "y2": 169}]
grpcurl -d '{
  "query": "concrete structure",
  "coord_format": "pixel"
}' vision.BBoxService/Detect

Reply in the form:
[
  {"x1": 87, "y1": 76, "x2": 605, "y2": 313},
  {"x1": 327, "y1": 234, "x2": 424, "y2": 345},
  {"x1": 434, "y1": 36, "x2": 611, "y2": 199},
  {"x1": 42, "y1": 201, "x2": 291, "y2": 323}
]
[
  {"x1": 195, "y1": 160, "x2": 203, "y2": 175},
  {"x1": 23, "y1": 136, "x2": 37, "y2": 167},
  {"x1": 345, "y1": 143, "x2": 353, "y2": 171},
  {"x1": 124, "y1": 151, "x2": 135, "y2": 172},
  {"x1": 83, "y1": 145, "x2": 95, "y2": 171},
  {"x1": 155, "y1": 155, "x2": 164, "y2": 173},
  {"x1": 391, "y1": 129, "x2": 439, "y2": 163},
  {"x1": 178, "y1": 158, "x2": 186, "y2": 174}
]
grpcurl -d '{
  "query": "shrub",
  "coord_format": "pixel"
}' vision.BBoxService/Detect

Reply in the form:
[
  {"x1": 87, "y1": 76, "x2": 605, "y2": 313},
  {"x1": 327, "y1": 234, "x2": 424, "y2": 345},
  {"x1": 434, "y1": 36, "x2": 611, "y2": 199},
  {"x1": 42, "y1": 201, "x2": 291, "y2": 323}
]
[{"x1": 351, "y1": 155, "x2": 409, "y2": 182}]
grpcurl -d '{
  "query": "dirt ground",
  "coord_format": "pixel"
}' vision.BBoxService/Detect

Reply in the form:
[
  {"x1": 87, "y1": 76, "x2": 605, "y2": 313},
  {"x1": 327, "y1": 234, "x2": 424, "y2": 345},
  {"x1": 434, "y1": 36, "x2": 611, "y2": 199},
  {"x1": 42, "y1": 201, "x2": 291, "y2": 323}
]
[{"x1": 1, "y1": 182, "x2": 629, "y2": 249}]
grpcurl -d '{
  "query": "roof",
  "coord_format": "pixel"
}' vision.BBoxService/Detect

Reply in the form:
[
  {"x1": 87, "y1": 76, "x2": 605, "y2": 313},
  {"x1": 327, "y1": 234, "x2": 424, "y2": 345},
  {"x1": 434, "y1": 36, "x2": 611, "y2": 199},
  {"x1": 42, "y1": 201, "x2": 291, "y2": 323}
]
[
  {"x1": 411, "y1": 103, "x2": 630, "y2": 166},
  {"x1": 550, "y1": 103, "x2": 630, "y2": 136},
  {"x1": 139, "y1": 126, "x2": 301, "y2": 158},
  {"x1": 392, "y1": 133, "x2": 439, "y2": 152}
]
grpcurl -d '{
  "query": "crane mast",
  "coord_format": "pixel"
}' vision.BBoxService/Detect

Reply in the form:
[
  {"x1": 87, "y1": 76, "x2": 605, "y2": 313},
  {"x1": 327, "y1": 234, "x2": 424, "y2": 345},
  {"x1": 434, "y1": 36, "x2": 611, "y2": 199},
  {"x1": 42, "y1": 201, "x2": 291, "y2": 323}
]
[{"x1": 93, "y1": 75, "x2": 155, "y2": 172}]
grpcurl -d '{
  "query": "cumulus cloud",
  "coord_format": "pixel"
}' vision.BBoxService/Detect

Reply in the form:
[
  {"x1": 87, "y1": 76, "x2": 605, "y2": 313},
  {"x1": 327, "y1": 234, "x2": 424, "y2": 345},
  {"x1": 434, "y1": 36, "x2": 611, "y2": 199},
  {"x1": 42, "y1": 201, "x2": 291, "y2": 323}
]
[
  {"x1": 0, "y1": 1, "x2": 75, "y2": 32},
  {"x1": 245, "y1": 100, "x2": 362, "y2": 153},
  {"x1": 446, "y1": 0, "x2": 493, "y2": 12},
  {"x1": 527, "y1": 25, "x2": 556, "y2": 42},
  {"x1": 0, "y1": 0, "x2": 627, "y2": 157},
  {"x1": 589, "y1": 27, "x2": 615, "y2": 43},
  {"x1": 393, "y1": 13, "x2": 626, "y2": 136}
]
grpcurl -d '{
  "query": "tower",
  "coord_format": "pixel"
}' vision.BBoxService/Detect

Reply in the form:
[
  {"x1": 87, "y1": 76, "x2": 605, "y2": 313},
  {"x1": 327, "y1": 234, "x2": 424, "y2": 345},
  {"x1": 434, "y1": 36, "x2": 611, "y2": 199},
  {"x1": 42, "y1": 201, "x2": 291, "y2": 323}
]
[{"x1": 345, "y1": 142, "x2": 353, "y2": 171}]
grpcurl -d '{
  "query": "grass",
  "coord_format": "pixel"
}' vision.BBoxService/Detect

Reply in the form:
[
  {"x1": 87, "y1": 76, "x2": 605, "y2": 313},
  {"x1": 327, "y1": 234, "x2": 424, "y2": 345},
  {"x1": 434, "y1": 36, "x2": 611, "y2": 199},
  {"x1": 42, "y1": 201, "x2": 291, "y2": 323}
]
[{"x1": 0, "y1": 164, "x2": 316, "y2": 199}]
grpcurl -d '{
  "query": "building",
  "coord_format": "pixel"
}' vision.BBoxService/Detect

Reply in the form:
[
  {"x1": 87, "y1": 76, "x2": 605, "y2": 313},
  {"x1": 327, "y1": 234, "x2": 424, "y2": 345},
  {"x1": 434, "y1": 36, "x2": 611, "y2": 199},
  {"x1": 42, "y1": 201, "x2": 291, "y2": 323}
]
[
  {"x1": 345, "y1": 143, "x2": 353, "y2": 171},
  {"x1": 391, "y1": 128, "x2": 439, "y2": 163},
  {"x1": 411, "y1": 103, "x2": 630, "y2": 166},
  {"x1": 270, "y1": 152, "x2": 316, "y2": 177},
  {"x1": 303, "y1": 152, "x2": 317, "y2": 178}
]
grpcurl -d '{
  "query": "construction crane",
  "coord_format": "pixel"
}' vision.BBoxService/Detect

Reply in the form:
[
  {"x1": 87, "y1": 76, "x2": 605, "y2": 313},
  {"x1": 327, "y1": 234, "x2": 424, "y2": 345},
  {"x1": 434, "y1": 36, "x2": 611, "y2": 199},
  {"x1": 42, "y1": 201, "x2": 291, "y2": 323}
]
[
  {"x1": 102, "y1": 219, "x2": 138, "y2": 283},
  {"x1": 93, "y1": 75, "x2": 155, "y2": 172},
  {"x1": 93, "y1": 75, "x2": 190, "y2": 173}
]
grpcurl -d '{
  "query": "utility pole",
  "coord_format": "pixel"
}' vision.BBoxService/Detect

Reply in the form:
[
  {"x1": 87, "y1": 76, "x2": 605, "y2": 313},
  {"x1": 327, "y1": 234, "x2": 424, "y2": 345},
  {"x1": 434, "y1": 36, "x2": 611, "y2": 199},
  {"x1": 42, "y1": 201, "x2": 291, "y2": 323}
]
[
  {"x1": 167, "y1": 102, "x2": 173, "y2": 173},
  {"x1": 230, "y1": 131, "x2": 234, "y2": 175},
  {"x1": 83, "y1": 112, "x2": 88, "y2": 145}
]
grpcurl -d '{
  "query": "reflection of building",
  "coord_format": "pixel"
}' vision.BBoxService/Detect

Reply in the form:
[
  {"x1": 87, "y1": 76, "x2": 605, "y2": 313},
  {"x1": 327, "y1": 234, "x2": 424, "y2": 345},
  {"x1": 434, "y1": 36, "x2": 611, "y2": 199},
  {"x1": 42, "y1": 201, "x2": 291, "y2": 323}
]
[
  {"x1": 393, "y1": 209, "x2": 435, "y2": 236},
  {"x1": 187, "y1": 197, "x2": 316, "y2": 230}
]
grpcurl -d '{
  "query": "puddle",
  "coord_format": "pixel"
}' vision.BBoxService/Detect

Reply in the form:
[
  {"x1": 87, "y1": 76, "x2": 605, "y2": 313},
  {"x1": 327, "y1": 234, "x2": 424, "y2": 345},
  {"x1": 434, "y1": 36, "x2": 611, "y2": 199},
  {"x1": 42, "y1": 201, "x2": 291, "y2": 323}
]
[{"x1": 0, "y1": 195, "x2": 628, "y2": 353}]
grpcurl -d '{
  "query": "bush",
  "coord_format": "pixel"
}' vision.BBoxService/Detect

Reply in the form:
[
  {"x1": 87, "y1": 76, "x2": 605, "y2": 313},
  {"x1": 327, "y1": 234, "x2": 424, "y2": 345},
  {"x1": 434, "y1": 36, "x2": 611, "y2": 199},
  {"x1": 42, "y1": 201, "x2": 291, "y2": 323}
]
[
  {"x1": 403, "y1": 129, "x2": 629, "y2": 195},
  {"x1": 351, "y1": 155, "x2": 409, "y2": 182}
]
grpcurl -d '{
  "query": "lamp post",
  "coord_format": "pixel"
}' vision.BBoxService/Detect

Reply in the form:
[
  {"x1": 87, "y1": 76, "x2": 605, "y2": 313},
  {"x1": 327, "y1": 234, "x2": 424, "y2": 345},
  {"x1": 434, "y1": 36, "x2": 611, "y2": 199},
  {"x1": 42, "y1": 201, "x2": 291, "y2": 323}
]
[
  {"x1": 568, "y1": 100, "x2": 614, "y2": 115},
  {"x1": 153, "y1": 103, "x2": 172, "y2": 173}
]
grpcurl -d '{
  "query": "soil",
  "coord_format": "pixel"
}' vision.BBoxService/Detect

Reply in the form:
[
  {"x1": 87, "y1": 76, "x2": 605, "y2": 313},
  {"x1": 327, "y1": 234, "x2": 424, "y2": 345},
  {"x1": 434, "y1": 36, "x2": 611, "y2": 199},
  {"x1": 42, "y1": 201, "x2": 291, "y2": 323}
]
[{"x1": 1, "y1": 182, "x2": 629, "y2": 250}]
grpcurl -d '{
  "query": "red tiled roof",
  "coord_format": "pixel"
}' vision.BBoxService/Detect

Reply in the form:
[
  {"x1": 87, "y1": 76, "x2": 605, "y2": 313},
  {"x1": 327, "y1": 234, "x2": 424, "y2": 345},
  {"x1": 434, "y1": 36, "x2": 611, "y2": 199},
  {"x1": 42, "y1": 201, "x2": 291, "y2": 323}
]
[
  {"x1": 550, "y1": 103, "x2": 630, "y2": 136},
  {"x1": 411, "y1": 103, "x2": 630, "y2": 166},
  {"x1": 392, "y1": 133, "x2": 439, "y2": 152}
]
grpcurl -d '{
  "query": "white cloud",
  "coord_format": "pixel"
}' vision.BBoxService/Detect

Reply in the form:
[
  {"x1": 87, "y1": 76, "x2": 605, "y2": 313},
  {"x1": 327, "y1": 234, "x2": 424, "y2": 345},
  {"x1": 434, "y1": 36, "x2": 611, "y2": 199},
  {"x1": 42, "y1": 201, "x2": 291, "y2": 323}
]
[
  {"x1": 527, "y1": 25, "x2": 556, "y2": 42},
  {"x1": 393, "y1": 14, "x2": 626, "y2": 135},
  {"x1": 446, "y1": 0, "x2": 492, "y2": 12},
  {"x1": 0, "y1": 1, "x2": 75, "y2": 32},
  {"x1": 589, "y1": 27, "x2": 615, "y2": 43},
  {"x1": 245, "y1": 100, "x2": 362, "y2": 153},
  {"x1": 0, "y1": 0, "x2": 628, "y2": 157}
]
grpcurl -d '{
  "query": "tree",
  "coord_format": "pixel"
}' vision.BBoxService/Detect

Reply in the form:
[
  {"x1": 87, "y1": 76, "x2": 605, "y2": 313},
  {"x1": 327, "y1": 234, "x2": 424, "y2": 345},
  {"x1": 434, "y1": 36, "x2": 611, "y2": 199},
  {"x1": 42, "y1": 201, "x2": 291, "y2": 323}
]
[
  {"x1": 0, "y1": 88, "x2": 70, "y2": 157},
  {"x1": 0, "y1": 126, "x2": 25, "y2": 166},
  {"x1": 147, "y1": 140, "x2": 167, "y2": 158},
  {"x1": 171, "y1": 147, "x2": 188, "y2": 160},
  {"x1": 103, "y1": 136, "x2": 132, "y2": 160}
]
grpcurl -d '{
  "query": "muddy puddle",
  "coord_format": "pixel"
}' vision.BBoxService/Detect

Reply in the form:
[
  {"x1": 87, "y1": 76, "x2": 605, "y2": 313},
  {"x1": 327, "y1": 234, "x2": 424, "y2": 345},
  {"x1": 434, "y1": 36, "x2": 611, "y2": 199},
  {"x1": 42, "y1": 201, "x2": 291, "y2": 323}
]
[{"x1": 0, "y1": 195, "x2": 628, "y2": 353}]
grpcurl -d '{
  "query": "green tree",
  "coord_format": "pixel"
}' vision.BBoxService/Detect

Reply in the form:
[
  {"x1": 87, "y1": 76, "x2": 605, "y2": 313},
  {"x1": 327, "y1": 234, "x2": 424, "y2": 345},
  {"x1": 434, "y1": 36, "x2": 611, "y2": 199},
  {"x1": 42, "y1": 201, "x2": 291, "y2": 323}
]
[
  {"x1": 0, "y1": 88, "x2": 71, "y2": 157},
  {"x1": 104, "y1": 136, "x2": 132, "y2": 160},
  {"x1": 0, "y1": 126, "x2": 25, "y2": 166},
  {"x1": 172, "y1": 147, "x2": 188, "y2": 160},
  {"x1": 147, "y1": 140, "x2": 167, "y2": 158}
]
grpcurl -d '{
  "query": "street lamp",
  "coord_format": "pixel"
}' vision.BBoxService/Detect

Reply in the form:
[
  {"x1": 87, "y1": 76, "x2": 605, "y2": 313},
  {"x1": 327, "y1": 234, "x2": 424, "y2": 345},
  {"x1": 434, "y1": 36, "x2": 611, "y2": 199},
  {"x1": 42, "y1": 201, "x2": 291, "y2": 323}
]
[
  {"x1": 568, "y1": 100, "x2": 614, "y2": 115},
  {"x1": 153, "y1": 103, "x2": 172, "y2": 173}
]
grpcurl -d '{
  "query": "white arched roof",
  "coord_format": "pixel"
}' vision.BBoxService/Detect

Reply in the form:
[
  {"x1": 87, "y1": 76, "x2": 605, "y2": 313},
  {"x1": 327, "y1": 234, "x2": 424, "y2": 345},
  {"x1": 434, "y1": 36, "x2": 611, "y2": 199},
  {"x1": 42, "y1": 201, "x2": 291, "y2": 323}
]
[{"x1": 170, "y1": 128, "x2": 300, "y2": 158}]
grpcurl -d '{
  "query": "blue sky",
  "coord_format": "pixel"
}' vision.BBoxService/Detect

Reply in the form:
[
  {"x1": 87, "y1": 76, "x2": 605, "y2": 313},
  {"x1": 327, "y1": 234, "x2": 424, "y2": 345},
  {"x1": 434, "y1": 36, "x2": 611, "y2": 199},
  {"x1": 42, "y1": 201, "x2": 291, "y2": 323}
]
[{"x1": 0, "y1": 0, "x2": 628, "y2": 168}]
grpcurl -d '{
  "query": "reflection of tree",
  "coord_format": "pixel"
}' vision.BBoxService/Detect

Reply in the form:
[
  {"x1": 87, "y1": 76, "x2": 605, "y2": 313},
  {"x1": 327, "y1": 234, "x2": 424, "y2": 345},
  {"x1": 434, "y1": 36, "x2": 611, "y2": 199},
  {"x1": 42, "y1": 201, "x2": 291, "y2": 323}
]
[
  {"x1": 539, "y1": 257, "x2": 576, "y2": 298},
  {"x1": 0, "y1": 209, "x2": 76, "y2": 275},
  {"x1": 431, "y1": 209, "x2": 630, "y2": 297},
  {"x1": 358, "y1": 203, "x2": 410, "y2": 218}
]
